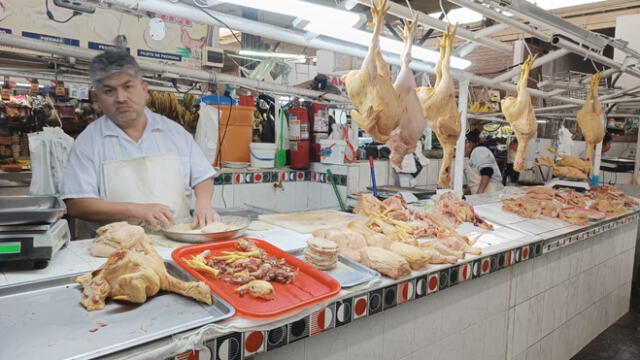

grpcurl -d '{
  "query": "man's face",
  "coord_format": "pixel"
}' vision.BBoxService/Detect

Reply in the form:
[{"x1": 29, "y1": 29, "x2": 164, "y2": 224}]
[
  {"x1": 464, "y1": 141, "x2": 474, "y2": 157},
  {"x1": 94, "y1": 72, "x2": 149, "y2": 126}
]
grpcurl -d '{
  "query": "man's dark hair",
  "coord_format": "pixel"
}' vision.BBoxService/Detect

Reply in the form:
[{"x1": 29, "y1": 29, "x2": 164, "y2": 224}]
[
  {"x1": 466, "y1": 129, "x2": 481, "y2": 144},
  {"x1": 603, "y1": 132, "x2": 612, "y2": 145},
  {"x1": 89, "y1": 49, "x2": 142, "y2": 87}
]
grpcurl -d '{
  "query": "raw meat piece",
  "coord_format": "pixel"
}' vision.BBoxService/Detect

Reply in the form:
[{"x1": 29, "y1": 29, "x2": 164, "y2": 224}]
[
  {"x1": 77, "y1": 228, "x2": 212, "y2": 311},
  {"x1": 340, "y1": 0, "x2": 401, "y2": 142},
  {"x1": 235, "y1": 280, "x2": 275, "y2": 300},
  {"x1": 89, "y1": 221, "x2": 147, "y2": 257},
  {"x1": 436, "y1": 192, "x2": 494, "y2": 230},
  {"x1": 359, "y1": 247, "x2": 411, "y2": 279},
  {"x1": 576, "y1": 72, "x2": 604, "y2": 161},
  {"x1": 501, "y1": 54, "x2": 538, "y2": 172},
  {"x1": 387, "y1": 17, "x2": 428, "y2": 167},
  {"x1": 388, "y1": 241, "x2": 430, "y2": 270},
  {"x1": 416, "y1": 24, "x2": 461, "y2": 187}
]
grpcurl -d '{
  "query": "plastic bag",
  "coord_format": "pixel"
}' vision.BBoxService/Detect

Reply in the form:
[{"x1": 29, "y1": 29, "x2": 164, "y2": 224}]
[
  {"x1": 28, "y1": 127, "x2": 74, "y2": 196},
  {"x1": 195, "y1": 105, "x2": 219, "y2": 164},
  {"x1": 557, "y1": 125, "x2": 574, "y2": 156}
]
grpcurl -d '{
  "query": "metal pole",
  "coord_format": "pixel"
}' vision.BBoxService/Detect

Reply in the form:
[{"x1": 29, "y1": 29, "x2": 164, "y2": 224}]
[
  {"x1": 356, "y1": 0, "x2": 513, "y2": 53},
  {"x1": 591, "y1": 112, "x2": 607, "y2": 186},
  {"x1": 491, "y1": 49, "x2": 570, "y2": 84},
  {"x1": 454, "y1": 78, "x2": 470, "y2": 198}
]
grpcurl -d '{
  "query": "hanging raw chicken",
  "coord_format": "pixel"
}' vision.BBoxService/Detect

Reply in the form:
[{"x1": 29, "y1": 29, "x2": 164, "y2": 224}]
[
  {"x1": 340, "y1": 0, "x2": 402, "y2": 143},
  {"x1": 576, "y1": 72, "x2": 604, "y2": 161},
  {"x1": 386, "y1": 16, "x2": 427, "y2": 167},
  {"x1": 501, "y1": 54, "x2": 538, "y2": 172},
  {"x1": 415, "y1": 24, "x2": 461, "y2": 188}
]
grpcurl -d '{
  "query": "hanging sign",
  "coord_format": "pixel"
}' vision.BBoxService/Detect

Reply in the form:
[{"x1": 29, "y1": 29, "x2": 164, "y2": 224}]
[
  {"x1": 68, "y1": 82, "x2": 89, "y2": 100},
  {"x1": 55, "y1": 81, "x2": 66, "y2": 97}
]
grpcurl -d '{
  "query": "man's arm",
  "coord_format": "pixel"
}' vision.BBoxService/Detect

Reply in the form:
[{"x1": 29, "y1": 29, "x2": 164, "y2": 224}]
[
  {"x1": 65, "y1": 198, "x2": 174, "y2": 227},
  {"x1": 192, "y1": 179, "x2": 220, "y2": 228},
  {"x1": 476, "y1": 167, "x2": 494, "y2": 194}
]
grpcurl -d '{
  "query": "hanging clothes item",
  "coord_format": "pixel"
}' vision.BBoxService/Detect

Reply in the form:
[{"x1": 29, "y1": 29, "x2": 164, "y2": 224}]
[
  {"x1": 28, "y1": 127, "x2": 74, "y2": 196},
  {"x1": 257, "y1": 94, "x2": 276, "y2": 143}
]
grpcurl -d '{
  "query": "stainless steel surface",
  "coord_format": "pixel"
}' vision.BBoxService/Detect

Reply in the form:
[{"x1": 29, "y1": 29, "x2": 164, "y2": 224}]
[
  {"x1": 291, "y1": 248, "x2": 379, "y2": 288},
  {"x1": 0, "y1": 261, "x2": 235, "y2": 360},
  {"x1": 0, "y1": 196, "x2": 66, "y2": 225},
  {"x1": 0, "y1": 224, "x2": 51, "y2": 232},
  {"x1": 162, "y1": 215, "x2": 250, "y2": 243}
]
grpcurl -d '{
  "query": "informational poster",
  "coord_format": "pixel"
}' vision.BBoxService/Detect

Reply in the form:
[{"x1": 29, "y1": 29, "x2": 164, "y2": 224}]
[{"x1": 0, "y1": 0, "x2": 208, "y2": 69}]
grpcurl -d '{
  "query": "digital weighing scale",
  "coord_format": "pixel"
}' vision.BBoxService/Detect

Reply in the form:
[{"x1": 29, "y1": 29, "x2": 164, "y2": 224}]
[
  {"x1": 545, "y1": 177, "x2": 590, "y2": 192},
  {"x1": 0, "y1": 196, "x2": 70, "y2": 269}
]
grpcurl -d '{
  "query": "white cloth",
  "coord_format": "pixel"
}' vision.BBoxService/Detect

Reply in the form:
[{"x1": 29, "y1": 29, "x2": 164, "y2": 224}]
[
  {"x1": 103, "y1": 132, "x2": 190, "y2": 224},
  {"x1": 194, "y1": 105, "x2": 219, "y2": 164},
  {"x1": 464, "y1": 161, "x2": 504, "y2": 194},
  {"x1": 469, "y1": 146, "x2": 502, "y2": 183},
  {"x1": 62, "y1": 108, "x2": 215, "y2": 202},
  {"x1": 28, "y1": 127, "x2": 74, "y2": 196}
]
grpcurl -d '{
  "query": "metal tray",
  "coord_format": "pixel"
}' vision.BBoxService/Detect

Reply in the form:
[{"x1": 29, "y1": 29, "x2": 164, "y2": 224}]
[
  {"x1": 290, "y1": 248, "x2": 379, "y2": 288},
  {"x1": 162, "y1": 215, "x2": 250, "y2": 243},
  {"x1": 0, "y1": 261, "x2": 235, "y2": 360},
  {"x1": 0, "y1": 195, "x2": 66, "y2": 225}
]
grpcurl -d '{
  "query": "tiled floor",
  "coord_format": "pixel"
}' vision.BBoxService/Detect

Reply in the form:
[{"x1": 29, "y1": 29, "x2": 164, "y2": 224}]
[{"x1": 572, "y1": 282, "x2": 640, "y2": 360}]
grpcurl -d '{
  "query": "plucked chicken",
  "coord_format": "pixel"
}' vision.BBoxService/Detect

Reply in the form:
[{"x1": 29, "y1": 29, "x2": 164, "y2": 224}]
[
  {"x1": 387, "y1": 17, "x2": 427, "y2": 167},
  {"x1": 416, "y1": 24, "x2": 461, "y2": 188},
  {"x1": 340, "y1": 0, "x2": 401, "y2": 142},
  {"x1": 576, "y1": 72, "x2": 604, "y2": 161},
  {"x1": 501, "y1": 54, "x2": 538, "y2": 172},
  {"x1": 77, "y1": 223, "x2": 212, "y2": 311}
]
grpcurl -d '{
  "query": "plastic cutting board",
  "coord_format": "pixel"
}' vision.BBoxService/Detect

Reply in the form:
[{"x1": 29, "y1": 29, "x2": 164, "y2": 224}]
[{"x1": 172, "y1": 238, "x2": 341, "y2": 318}]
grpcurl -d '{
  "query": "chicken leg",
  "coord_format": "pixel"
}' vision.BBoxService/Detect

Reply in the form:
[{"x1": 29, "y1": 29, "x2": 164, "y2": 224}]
[
  {"x1": 341, "y1": 0, "x2": 401, "y2": 143},
  {"x1": 387, "y1": 16, "x2": 427, "y2": 167},
  {"x1": 501, "y1": 54, "x2": 538, "y2": 172},
  {"x1": 576, "y1": 72, "x2": 603, "y2": 162},
  {"x1": 415, "y1": 24, "x2": 461, "y2": 188}
]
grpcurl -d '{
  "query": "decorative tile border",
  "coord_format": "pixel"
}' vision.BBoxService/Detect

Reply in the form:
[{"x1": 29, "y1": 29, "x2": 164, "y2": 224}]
[
  {"x1": 214, "y1": 171, "x2": 347, "y2": 186},
  {"x1": 170, "y1": 212, "x2": 640, "y2": 360}
]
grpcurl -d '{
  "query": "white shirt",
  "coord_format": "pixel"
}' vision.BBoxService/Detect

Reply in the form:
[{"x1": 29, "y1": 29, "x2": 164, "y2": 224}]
[
  {"x1": 470, "y1": 146, "x2": 503, "y2": 183},
  {"x1": 62, "y1": 108, "x2": 215, "y2": 200}
]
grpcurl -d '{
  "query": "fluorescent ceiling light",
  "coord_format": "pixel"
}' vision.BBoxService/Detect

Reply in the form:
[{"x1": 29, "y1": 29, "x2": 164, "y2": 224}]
[
  {"x1": 218, "y1": 0, "x2": 471, "y2": 69},
  {"x1": 527, "y1": 0, "x2": 605, "y2": 10},
  {"x1": 305, "y1": 22, "x2": 472, "y2": 69},
  {"x1": 239, "y1": 49, "x2": 307, "y2": 60},
  {"x1": 216, "y1": 0, "x2": 363, "y2": 27},
  {"x1": 429, "y1": 8, "x2": 483, "y2": 24}
]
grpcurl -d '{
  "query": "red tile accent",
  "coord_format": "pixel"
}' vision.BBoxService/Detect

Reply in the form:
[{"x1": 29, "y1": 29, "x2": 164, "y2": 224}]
[{"x1": 245, "y1": 331, "x2": 263, "y2": 354}]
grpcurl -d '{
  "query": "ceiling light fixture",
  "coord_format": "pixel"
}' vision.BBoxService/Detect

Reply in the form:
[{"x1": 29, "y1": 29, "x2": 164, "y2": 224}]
[
  {"x1": 239, "y1": 49, "x2": 308, "y2": 60},
  {"x1": 216, "y1": 0, "x2": 472, "y2": 69}
]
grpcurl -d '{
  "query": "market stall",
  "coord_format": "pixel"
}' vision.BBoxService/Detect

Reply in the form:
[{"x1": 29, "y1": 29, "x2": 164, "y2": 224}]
[{"x1": 1, "y1": 0, "x2": 640, "y2": 359}]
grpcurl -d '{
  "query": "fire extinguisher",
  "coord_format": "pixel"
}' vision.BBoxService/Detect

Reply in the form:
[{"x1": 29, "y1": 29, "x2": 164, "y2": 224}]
[{"x1": 288, "y1": 106, "x2": 310, "y2": 169}]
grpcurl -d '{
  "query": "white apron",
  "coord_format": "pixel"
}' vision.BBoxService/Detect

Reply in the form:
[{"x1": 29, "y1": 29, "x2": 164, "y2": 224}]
[
  {"x1": 464, "y1": 162, "x2": 504, "y2": 194},
  {"x1": 103, "y1": 131, "x2": 190, "y2": 227}
]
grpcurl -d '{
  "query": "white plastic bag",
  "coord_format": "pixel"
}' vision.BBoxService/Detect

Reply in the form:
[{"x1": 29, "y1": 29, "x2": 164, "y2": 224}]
[
  {"x1": 557, "y1": 125, "x2": 574, "y2": 156},
  {"x1": 195, "y1": 105, "x2": 219, "y2": 164},
  {"x1": 28, "y1": 127, "x2": 74, "y2": 196}
]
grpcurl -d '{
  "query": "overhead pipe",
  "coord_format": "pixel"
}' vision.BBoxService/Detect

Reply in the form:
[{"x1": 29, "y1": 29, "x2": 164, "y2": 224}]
[
  {"x1": 551, "y1": 36, "x2": 640, "y2": 81},
  {"x1": 355, "y1": 0, "x2": 513, "y2": 53},
  {"x1": 0, "y1": 32, "x2": 351, "y2": 103},
  {"x1": 490, "y1": 49, "x2": 570, "y2": 84},
  {"x1": 447, "y1": 0, "x2": 552, "y2": 42}
]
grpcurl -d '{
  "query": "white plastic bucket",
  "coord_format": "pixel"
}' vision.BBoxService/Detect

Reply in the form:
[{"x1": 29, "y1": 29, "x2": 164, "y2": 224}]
[
  {"x1": 319, "y1": 139, "x2": 346, "y2": 165},
  {"x1": 249, "y1": 142, "x2": 276, "y2": 168}
]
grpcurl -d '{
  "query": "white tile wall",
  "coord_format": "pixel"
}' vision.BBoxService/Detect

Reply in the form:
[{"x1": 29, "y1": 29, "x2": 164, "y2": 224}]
[
  {"x1": 526, "y1": 293, "x2": 545, "y2": 348},
  {"x1": 413, "y1": 292, "x2": 445, "y2": 345},
  {"x1": 305, "y1": 325, "x2": 349, "y2": 360},
  {"x1": 382, "y1": 305, "x2": 416, "y2": 360},
  {"x1": 346, "y1": 310, "x2": 385, "y2": 360}
]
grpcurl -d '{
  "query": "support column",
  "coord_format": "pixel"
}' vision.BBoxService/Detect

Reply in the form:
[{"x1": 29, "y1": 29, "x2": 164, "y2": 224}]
[{"x1": 454, "y1": 78, "x2": 470, "y2": 198}]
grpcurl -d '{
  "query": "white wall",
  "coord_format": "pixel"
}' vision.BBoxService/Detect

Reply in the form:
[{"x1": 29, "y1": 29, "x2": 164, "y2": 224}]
[{"x1": 614, "y1": 14, "x2": 640, "y2": 90}]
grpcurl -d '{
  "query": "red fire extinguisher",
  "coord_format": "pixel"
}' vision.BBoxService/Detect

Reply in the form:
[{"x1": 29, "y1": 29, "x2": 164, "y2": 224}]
[{"x1": 288, "y1": 106, "x2": 310, "y2": 169}]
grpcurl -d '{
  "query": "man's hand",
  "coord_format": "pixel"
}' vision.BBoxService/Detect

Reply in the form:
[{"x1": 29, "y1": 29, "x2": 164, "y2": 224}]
[
  {"x1": 131, "y1": 203, "x2": 175, "y2": 227},
  {"x1": 192, "y1": 206, "x2": 221, "y2": 229}
]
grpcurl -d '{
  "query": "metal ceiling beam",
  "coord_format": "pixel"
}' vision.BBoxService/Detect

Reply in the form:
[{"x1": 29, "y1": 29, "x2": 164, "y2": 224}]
[
  {"x1": 356, "y1": 0, "x2": 513, "y2": 53},
  {"x1": 490, "y1": 49, "x2": 570, "y2": 84}
]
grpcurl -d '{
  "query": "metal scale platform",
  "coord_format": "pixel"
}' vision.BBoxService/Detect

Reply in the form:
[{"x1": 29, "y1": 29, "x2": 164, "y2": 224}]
[{"x1": 0, "y1": 196, "x2": 70, "y2": 269}]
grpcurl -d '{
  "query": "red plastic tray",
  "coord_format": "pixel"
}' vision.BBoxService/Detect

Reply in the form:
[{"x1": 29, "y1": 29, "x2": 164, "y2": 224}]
[{"x1": 172, "y1": 238, "x2": 341, "y2": 318}]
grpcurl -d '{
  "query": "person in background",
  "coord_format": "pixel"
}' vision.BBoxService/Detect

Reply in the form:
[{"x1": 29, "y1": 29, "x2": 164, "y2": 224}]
[
  {"x1": 62, "y1": 49, "x2": 219, "y2": 233},
  {"x1": 464, "y1": 129, "x2": 504, "y2": 194},
  {"x1": 579, "y1": 132, "x2": 612, "y2": 159},
  {"x1": 503, "y1": 138, "x2": 519, "y2": 185}
]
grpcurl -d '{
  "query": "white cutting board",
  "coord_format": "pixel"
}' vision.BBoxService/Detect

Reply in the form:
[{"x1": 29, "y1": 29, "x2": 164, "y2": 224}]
[{"x1": 258, "y1": 210, "x2": 366, "y2": 234}]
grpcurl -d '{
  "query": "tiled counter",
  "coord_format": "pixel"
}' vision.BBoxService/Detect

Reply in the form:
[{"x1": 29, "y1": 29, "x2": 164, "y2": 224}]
[{"x1": 2, "y1": 209, "x2": 637, "y2": 360}]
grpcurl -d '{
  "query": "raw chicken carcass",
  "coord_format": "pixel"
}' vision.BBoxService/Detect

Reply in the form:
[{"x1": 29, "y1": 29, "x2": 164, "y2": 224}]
[
  {"x1": 416, "y1": 24, "x2": 461, "y2": 188},
  {"x1": 77, "y1": 231, "x2": 212, "y2": 311},
  {"x1": 436, "y1": 192, "x2": 494, "y2": 230},
  {"x1": 89, "y1": 221, "x2": 148, "y2": 257},
  {"x1": 340, "y1": 0, "x2": 401, "y2": 142},
  {"x1": 387, "y1": 17, "x2": 428, "y2": 167},
  {"x1": 576, "y1": 72, "x2": 604, "y2": 162},
  {"x1": 501, "y1": 54, "x2": 538, "y2": 172},
  {"x1": 359, "y1": 247, "x2": 411, "y2": 279}
]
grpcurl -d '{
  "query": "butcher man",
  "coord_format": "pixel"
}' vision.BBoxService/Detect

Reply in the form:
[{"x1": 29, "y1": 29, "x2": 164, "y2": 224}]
[
  {"x1": 464, "y1": 130, "x2": 504, "y2": 194},
  {"x1": 62, "y1": 49, "x2": 219, "y2": 232}
]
